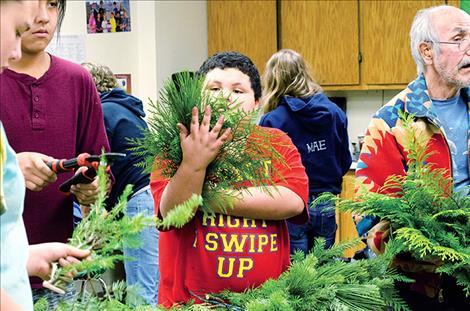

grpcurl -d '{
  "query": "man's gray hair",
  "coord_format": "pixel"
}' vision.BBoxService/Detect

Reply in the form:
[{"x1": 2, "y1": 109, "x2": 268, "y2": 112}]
[{"x1": 409, "y1": 6, "x2": 451, "y2": 75}]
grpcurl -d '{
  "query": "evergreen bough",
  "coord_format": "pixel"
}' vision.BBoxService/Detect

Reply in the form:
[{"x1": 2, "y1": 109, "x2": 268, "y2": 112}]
[
  {"x1": 36, "y1": 240, "x2": 411, "y2": 311},
  {"x1": 129, "y1": 71, "x2": 286, "y2": 224},
  {"x1": 42, "y1": 155, "x2": 155, "y2": 295},
  {"x1": 327, "y1": 111, "x2": 470, "y2": 296},
  {"x1": 199, "y1": 239, "x2": 411, "y2": 311}
]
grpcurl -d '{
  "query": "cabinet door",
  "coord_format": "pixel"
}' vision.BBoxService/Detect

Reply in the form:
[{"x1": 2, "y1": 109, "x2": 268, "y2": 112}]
[
  {"x1": 281, "y1": 0, "x2": 359, "y2": 86},
  {"x1": 446, "y1": 0, "x2": 460, "y2": 7},
  {"x1": 361, "y1": 0, "x2": 443, "y2": 85},
  {"x1": 337, "y1": 171, "x2": 366, "y2": 257},
  {"x1": 207, "y1": 0, "x2": 277, "y2": 73}
]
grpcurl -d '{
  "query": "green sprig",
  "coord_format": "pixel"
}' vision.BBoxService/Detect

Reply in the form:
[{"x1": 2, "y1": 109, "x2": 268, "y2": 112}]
[
  {"x1": 130, "y1": 72, "x2": 286, "y2": 227},
  {"x1": 333, "y1": 111, "x2": 470, "y2": 296},
  {"x1": 42, "y1": 154, "x2": 156, "y2": 294}
]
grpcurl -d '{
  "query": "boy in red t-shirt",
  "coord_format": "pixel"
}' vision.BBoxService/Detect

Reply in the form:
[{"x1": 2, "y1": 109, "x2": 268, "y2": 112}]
[{"x1": 151, "y1": 51, "x2": 309, "y2": 308}]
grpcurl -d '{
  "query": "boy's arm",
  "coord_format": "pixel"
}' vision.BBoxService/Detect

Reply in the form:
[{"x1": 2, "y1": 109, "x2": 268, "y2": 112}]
[
  {"x1": 221, "y1": 186, "x2": 305, "y2": 220},
  {"x1": 217, "y1": 128, "x2": 308, "y2": 221},
  {"x1": 157, "y1": 109, "x2": 307, "y2": 221}
]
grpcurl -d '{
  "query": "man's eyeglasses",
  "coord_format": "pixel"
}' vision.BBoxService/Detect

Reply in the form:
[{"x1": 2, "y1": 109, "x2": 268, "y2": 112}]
[{"x1": 433, "y1": 39, "x2": 470, "y2": 52}]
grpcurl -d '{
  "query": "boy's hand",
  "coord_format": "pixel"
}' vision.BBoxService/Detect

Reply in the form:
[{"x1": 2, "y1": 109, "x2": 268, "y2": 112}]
[
  {"x1": 70, "y1": 169, "x2": 100, "y2": 206},
  {"x1": 16, "y1": 152, "x2": 57, "y2": 191},
  {"x1": 177, "y1": 106, "x2": 231, "y2": 171},
  {"x1": 27, "y1": 243, "x2": 90, "y2": 280}
]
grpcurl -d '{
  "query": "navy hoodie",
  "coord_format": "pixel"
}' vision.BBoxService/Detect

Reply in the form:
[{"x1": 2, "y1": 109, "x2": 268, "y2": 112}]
[
  {"x1": 259, "y1": 93, "x2": 352, "y2": 195},
  {"x1": 100, "y1": 88, "x2": 149, "y2": 207}
]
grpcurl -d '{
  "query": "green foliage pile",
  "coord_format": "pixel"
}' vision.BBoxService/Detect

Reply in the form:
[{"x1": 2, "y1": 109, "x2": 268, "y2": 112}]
[
  {"x1": 200, "y1": 240, "x2": 411, "y2": 311},
  {"x1": 42, "y1": 158, "x2": 155, "y2": 294},
  {"x1": 130, "y1": 72, "x2": 285, "y2": 218},
  {"x1": 36, "y1": 241, "x2": 410, "y2": 311},
  {"x1": 35, "y1": 79, "x2": 418, "y2": 310},
  {"x1": 330, "y1": 111, "x2": 470, "y2": 296}
]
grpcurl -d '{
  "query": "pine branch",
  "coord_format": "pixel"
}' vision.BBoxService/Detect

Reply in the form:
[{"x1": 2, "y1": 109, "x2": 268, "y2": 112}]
[
  {"x1": 335, "y1": 110, "x2": 470, "y2": 296},
  {"x1": 42, "y1": 154, "x2": 156, "y2": 295},
  {"x1": 156, "y1": 194, "x2": 203, "y2": 230},
  {"x1": 202, "y1": 240, "x2": 410, "y2": 311},
  {"x1": 131, "y1": 72, "x2": 286, "y2": 228}
]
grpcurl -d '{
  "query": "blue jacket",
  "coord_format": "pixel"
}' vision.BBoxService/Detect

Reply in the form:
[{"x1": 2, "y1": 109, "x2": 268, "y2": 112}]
[
  {"x1": 259, "y1": 93, "x2": 352, "y2": 195},
  {"x1": 101, "y1": 88, "x2": 150, "y2": 207}
]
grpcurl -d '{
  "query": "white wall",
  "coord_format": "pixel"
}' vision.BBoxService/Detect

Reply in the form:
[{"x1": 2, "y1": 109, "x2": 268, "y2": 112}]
[
  {"x1": 155, "y1": 0, "x2": 208, "y2": 93},
  {"x1": 59, "y1": 1, "x2": 156, "y2": 106},
  {"x1": 58, "y1": 0, "x2": 207, "y2": 113},
  {"x1": 326, "y1": 90, "x2": 399, "y2": 146}
]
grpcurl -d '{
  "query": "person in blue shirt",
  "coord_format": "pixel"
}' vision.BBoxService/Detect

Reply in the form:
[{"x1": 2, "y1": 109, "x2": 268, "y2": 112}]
[
  {"x1": 259, "y1": 49, "x2": 352, "y2": 254},
  {"x1": 82, "y1": 62, "x2": 159, "y2": 306}
]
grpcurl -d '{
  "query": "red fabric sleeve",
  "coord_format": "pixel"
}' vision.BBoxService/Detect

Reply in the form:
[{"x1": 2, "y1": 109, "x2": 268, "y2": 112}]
[
  {"x1": 150, "y1": 169, "x2": 169, "y2": 219},
  {"x1": 355, "y1": 118, "x2": 407, "y2": 194}
]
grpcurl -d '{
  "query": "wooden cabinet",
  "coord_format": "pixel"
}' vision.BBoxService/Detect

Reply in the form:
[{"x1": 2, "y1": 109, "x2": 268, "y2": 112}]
[
  {"x1": 208, "y1": 0, "x2": 458, "y2": 90},
  {"x1": 447, "y1": 0, "x2": 461, "y2": 8},
  {"x1": 336, "y1": 170, "x2": 365, "y2": 257},
  {"x1": 360, "y1": 0, "x2": 442, "y2": 87},
  {"x1": 207, "y1": 0, "x2": 277, "y2": 73},
  {"x1": 281, "y1": 1, "x2": 359, "y2": 86},
  {"x1": 280, "y1": 0, "x2": 445, "y2": 90}
]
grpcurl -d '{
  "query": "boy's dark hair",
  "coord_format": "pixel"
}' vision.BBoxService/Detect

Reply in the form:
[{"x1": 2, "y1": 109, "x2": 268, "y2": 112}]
[
  {"x1": 197, "y1": 51, "x2": 261, "y2": 100},
  {"x1": 57, "y1": 0, "x2": 67, "y2": 36}
]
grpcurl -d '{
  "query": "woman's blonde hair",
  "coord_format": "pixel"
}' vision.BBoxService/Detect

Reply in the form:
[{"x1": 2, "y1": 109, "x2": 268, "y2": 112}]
[
  {"x1": 81, "y1": 62, "x2": 119, "y2": 93},
  {"x1": 261, "y1": 49, "x2": 322, "y2": 114}
]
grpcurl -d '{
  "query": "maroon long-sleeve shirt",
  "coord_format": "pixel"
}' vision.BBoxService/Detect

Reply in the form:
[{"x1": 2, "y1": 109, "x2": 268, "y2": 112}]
[{"x1": 0, "y1": 55, "x2": 110, "y2": 288}]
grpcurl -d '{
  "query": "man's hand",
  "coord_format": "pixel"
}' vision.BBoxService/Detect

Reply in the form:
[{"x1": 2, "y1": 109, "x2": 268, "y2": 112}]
[
  {"x1": 70, "y1": 167, "x2": 100, "y2": 206},
  {"x1": 27, "y1": 243, "x2": 90, "y2": 280},
  {"x1": 16, "y1": 152, "x2": 57, "y2": 191}
]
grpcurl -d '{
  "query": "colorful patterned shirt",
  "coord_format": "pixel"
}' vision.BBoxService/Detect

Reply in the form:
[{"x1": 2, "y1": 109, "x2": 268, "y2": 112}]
[{"x1": 356, "y1": 74, "x2": 470, "y2": 194}]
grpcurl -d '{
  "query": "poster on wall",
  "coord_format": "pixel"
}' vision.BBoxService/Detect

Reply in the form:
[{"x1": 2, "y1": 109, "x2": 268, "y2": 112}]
[
  {"x1": 85, "y1": 0, "x2": 131, "y2": 34},
  {"x1": 115, "y1": 74, "x2": 132, "y2": 94}
]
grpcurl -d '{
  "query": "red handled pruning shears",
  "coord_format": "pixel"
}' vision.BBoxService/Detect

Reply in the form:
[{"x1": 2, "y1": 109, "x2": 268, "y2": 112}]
[{"x1": 46, "y1": 152, "x2": 125, "y2": 193}]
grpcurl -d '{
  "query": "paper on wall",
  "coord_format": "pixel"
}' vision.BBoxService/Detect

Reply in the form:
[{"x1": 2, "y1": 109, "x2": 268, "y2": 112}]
[{"x1": 46, "y1": 35, "x2": 86, "y2": 64}]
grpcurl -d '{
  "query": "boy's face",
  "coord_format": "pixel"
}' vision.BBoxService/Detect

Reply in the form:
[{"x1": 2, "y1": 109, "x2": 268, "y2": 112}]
[
  {"x1": 204, "y1": 67, "x2": 259, "y2": 113},
  {"x1": 20, "y1": 0, "x2": 59, "y2": 55},
  {"x1": 0, "y1": 1, "x2": 36, "y2": 72}
]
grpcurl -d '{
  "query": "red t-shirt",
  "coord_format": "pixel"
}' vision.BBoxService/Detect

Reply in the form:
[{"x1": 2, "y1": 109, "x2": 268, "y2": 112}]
[{"x1": 151, "y1": 127, "x2": 308, "y2": 308}]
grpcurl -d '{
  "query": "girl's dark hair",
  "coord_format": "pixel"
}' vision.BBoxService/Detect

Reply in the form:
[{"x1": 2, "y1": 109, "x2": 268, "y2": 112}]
[{"x1": 57, "y1": 0, "x2": 67, "y2": 35}]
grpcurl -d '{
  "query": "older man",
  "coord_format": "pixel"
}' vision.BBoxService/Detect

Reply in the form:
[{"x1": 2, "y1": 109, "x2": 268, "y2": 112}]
[{"x1": 355, "y1": 5, "x2": 469, "y2": 310}]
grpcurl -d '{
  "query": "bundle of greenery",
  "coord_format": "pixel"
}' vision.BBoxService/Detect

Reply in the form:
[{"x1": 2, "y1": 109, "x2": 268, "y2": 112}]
[
  {"x1": 36, "y1": 75, "x2": 414, "y2": 311},
  {"x1": 325, "y1": 112, "x2": 469, "y2": 296},
  {"x1": 36, "y1": 240, "x2": 411, "y2": 311},
  {"x1": 42, "y1": 158, "x2": 155, "y2": 294},
  {"x1": 130, "y1": 71, "x2": 286, "y2": 226},
  {"x1": 198, "y1": 239, "x2": 410, "y2": 311}
]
